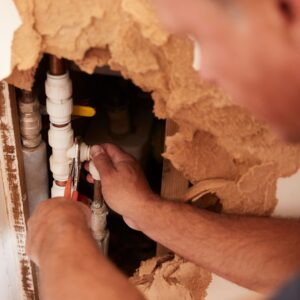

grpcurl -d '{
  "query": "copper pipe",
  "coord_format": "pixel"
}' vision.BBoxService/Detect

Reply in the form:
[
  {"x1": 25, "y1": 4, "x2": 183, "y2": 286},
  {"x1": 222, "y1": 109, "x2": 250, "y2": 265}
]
[
  {"x1": 21, "y1": 90, "x2": 35, "y2": 103},
  {"x1": 55, "y1": 180, "x2": 67, "y2": 187},
  {"x1": 49, "y1": 55, "x2": 66, "y2": 75}
]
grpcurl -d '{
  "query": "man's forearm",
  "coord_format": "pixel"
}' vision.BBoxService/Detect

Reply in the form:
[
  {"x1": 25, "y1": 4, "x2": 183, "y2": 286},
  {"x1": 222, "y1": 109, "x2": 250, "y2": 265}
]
[
  {"x1": 39, "y1": 226, "x2": 144, "y2": 300},
  {"x1": 132, "y1": 196, "x2": 300, "y2": 293}
]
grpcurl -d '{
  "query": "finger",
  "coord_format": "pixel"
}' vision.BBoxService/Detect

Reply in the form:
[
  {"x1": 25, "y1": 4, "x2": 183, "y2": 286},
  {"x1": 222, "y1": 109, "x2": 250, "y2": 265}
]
[
  {"x1": 76, "y1": 202, "x2": 92, "y2": 226},
  {"x1": 84, "y1": 161, "x2": 90, "y2": 172},
  {"x1": 86, "y1": 174, "x2": 94, "y2": 184},
  {"x1": 91, "y1": 145, "x2": 116, "y2": 176},
  {"x1": 28, "y1": 198, "x2": 57, "y2": 226},
  {"x1": 123, "y1": 217, "x2": 140, "y2": 231},
  {"x1": 101, "y1": 143, "x2": 136, "y2": 164}
]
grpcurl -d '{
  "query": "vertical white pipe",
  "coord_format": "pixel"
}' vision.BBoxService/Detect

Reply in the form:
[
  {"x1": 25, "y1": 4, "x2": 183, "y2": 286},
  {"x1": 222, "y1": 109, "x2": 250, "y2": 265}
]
[
  {"x1": 46, "y1": 72, "x2": 74, "y2": 197},
  {"x1": 45, "y1": 72, "x2": 91, "y2": 197}
]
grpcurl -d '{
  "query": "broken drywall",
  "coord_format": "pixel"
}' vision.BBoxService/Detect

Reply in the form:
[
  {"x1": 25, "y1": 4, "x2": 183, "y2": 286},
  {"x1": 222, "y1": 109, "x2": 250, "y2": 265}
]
[
  {"x1": 131, "y1": 255, "x2": 211, "y2": 300},
  {"x1": 5, "y1": 0, "x2": 300, "y2": 224},
  {"x1": 7, "y1": 0, "x2": 300, "y2": 217}
]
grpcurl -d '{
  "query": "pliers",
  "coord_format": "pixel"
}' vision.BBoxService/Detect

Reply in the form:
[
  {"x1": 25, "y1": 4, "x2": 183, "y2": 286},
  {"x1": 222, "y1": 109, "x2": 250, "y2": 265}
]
[{"x1": 64, "y1": 137, "x2": 81, "y2": 201}]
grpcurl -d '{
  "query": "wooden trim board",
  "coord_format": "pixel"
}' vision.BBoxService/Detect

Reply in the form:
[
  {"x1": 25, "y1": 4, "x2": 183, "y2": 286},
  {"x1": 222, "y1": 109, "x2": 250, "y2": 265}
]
[{"x1": 0, "y1": 82, "x2": 38, "y2": 299}]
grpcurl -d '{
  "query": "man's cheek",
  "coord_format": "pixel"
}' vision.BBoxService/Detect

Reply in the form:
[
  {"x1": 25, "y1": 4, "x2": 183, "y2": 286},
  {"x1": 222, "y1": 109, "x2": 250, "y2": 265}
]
[
  {"x1": 152, "y1": 0, "x2": 180, "y2": 32},
  {"x1": 152, "y1": 0, "x2": 198, "y2": 34}
]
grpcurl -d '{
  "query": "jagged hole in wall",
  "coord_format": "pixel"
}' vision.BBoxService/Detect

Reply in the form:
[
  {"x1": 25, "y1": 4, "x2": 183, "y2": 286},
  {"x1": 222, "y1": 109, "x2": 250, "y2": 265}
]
[{"x1": 29, "y1": 55, "x2": 165, "y2": 275}]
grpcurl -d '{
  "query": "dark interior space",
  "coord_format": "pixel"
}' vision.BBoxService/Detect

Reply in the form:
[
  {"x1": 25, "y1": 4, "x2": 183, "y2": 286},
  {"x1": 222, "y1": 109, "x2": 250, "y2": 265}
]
[{"x1": 25, "y1": 57, "x2": 165, "y2": 276}]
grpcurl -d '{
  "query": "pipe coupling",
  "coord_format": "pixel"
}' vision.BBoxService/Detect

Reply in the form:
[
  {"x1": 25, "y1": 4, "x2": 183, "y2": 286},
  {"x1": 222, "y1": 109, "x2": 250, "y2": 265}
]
[{"x1": 19, "y1": 99, "x2": 42, "y2": 149}]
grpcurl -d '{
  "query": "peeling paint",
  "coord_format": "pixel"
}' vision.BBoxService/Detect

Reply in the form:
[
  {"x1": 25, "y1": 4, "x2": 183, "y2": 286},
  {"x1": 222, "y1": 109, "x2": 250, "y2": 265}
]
[{"x1": 0, "y1": 82, "x2": 36, "y2": 299}]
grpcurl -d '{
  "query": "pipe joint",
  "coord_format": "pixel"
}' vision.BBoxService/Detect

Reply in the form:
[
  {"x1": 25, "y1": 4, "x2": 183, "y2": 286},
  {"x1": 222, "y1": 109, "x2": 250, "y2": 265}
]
[
  {"x1": 48, "y1": 124, "x2": 74, "y2": 181},
  {"x1": 51, "y1": 181, "x2": 67, "y2": 198},
  {"x1": 19, "y1": 97, "x2": 42, "y2": 149},
  {"x1": 45, "y1": 73, "x2": 72, "y2": 100},
  {"x1": 48, "y1": 124, "x2": 74, "y2": 149},
  {"x1": 91, "y1": 203, "x2": 108, "y2": 240},
  {"x1": 46, "y1": 72, "x2": 73, "y2": 125},
  {"x1": 67, "y1": 142, "x2": 90, "y2": 163}
]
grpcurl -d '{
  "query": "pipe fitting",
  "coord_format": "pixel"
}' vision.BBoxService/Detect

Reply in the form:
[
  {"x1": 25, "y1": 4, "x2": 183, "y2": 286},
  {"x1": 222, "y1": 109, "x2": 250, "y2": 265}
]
[
  {"x1": 67, "y1": 142, "x2": 90, "y2": 163},
  {"x1": 46, "y1": 72, "x2": 73, "y2": 125},
  {"x1": 19, "y1": 97, "x2": 42, "y2": 149},
  {"x1": 46, "y1": 98, "x2": 73, "y2": 125},
  {"x1": 49, "y1": 155, "x2": 70, "y2": 182},
  {"x1": 91, "y1": 202, "x2": 109, "y2": 254},
  {"x1": 51, "y1": 181, "x2": 67, "y2": 198},
  {"x1": 45, "y1": 73, "x2": 72, "y2": 100},
  {"x1": 48, "y1": 123, "x2": 74, "y2": 150},
  {"x1": 48, "y1": 124, "x2": 74, "y2": 181}
]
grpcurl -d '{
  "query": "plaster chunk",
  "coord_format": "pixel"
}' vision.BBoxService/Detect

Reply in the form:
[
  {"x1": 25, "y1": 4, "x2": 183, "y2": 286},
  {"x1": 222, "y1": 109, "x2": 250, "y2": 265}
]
[{"x1": 131, "y1": 255, "x2": 211, "y2": 300}]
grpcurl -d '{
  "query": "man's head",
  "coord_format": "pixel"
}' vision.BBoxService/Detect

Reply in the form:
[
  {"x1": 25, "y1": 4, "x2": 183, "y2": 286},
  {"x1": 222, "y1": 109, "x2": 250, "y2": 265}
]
[{"x1": 153, "y1": 0, "x2": 300, "y2": 141}]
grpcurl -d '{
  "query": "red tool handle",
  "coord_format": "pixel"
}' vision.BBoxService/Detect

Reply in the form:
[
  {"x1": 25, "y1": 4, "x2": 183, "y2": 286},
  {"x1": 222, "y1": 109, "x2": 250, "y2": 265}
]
[
  {"x1": 71, "y1": 190, "x2": 79, "y2": 201},
  {"x1": 64, "y1": 176, "x2": 72, "y2": 199}
]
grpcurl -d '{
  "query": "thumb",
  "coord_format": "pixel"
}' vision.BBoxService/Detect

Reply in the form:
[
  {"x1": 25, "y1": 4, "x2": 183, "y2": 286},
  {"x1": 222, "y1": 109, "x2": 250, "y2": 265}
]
[{"x1": 90, "y1": 145, "x2": 115, "y2": 177}]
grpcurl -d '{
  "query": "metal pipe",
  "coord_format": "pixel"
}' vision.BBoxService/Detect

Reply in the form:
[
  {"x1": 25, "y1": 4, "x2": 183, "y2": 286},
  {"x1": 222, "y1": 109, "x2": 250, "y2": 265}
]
[
  {"x1": 93, "y1": 180, "x2": 104, "y2": 207},
  {"x1": 19, "y1": 91, "x2": 42, "y2": 149},
  {"x1": 49, "y1": 56, "x2": 66, "y2": 76},
  {"x1": 19, "y1": 90, "x2": 49, "y2": 214},
  {"x1": 89, "y1": 161, "x2": 109, "y2": 253}
]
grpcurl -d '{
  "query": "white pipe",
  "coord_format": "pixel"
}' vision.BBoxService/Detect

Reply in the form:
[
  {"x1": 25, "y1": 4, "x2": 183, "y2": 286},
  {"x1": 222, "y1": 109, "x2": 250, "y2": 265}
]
[
  {"x1": 51, "y1": 181, "x2": 67, "y2": 198},
  {"x1": 45, "y1": 66, "x2": 109, "y2": 253},
  {"x1": 46, "y1": 72, "x2": 90, "y2": 197},
  {"x1": 46, "y1": 71, "x2": 74, "y2": 196},
  {"x1": 48, "y1": 123, "x2": 74, "y2": 182},
  {"x1": 45, "y1": 73, "x2": 73, "y2": 125}
]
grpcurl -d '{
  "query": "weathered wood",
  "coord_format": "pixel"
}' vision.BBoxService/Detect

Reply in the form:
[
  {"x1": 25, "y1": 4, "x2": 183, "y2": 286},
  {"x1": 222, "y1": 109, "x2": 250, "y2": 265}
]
[
  {"x1": 156, "y1": 120, "x2": 190, "y2": 256},
  {"x1": 0, "y1": 82, "x2": 38, "y2": 299}
]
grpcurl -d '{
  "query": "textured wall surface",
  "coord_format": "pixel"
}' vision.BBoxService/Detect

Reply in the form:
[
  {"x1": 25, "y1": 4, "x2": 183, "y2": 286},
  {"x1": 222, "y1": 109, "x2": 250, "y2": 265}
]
[{"x1": 8, "y1": 0, "x2": 300, "y2": 216}]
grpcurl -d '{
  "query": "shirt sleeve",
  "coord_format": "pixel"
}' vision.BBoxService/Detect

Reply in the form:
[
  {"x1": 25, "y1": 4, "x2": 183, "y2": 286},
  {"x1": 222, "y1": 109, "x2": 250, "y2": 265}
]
[{"x1": 270, "y1": 273, "x2": 300, "y2": 300}]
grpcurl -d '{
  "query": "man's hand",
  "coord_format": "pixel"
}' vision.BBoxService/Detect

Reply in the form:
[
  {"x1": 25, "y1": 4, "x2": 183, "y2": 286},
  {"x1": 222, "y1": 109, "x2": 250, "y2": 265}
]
[
  {"x1": 26, "y1": 198, "x2": 91, "y2": 266},
  {"x1": 26, "y1": 197, "x2": 145, "y2": 300},
  {"x1": 87, "y1": 144, "x2": 158, "y2": 229}
]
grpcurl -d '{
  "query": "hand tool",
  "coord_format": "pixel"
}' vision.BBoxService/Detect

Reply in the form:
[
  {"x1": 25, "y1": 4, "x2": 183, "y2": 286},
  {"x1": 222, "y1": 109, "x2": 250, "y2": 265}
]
[{"x1": 64, "y1": 137, "x2": 81, "y2": 201}]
